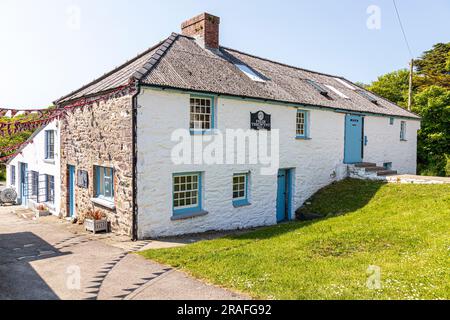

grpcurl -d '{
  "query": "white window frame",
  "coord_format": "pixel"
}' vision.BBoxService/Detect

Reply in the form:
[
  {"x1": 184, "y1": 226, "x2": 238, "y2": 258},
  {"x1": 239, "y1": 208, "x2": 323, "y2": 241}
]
[
  {"x1": 173, "y1": 173, "x2": 201, "y2": 213},
  {"x1": 190, "y1": 96, "x2": 214, "y2": 133},
  {"x1": 233, "y1": 174, "x2": 247, "y2": 201},
  {"x1": 296, "y1": 110, "x2": 309, "y2": 139}
]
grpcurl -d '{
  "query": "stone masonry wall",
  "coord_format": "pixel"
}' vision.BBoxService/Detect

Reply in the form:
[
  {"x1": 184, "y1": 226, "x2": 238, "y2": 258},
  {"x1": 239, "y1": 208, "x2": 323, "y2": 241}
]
[{"x1": 60, "y1": 95, "x2": 134, "y2": 236}]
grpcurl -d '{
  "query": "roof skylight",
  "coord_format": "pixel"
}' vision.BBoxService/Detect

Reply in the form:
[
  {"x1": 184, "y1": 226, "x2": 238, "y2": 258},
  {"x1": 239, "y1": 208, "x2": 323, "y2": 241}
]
[
  {"x1": 334, "y1": 78, "x2": 356, "y2": 90},
  {"x1": 357, "y1": 90, "x2": 378, "y2": 104},
  {"x1": 306, "y1": 80, "x2": 329, "y2": 97},
  {"x1": 235, "y1": 64, "x2": 266, "y2": 82},
  {"x1": 325, "y1": 85, "x2": 350, "y2": 99}
]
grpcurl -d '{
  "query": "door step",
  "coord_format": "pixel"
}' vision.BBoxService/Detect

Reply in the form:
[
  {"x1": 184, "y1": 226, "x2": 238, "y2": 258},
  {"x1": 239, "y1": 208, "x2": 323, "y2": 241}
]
[
  {"x1": 349, "y1": 163, "x2": 398, "y2": 181},
  {"x1": 377, "y1": 170, "x2": 398, "y2": 176},
  {"x1": 354, "y1": 162, "x2": 377, "y2": 168}
]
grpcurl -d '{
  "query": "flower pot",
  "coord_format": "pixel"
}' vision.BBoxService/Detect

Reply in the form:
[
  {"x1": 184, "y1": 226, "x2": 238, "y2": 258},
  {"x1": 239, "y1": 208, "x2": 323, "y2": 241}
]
[
  {"x1": 85, "y1": 219, "x2": 108, "y2": 234},
  {"x1": 34, "y1": 209, "x2": 50, "y2": 218}
]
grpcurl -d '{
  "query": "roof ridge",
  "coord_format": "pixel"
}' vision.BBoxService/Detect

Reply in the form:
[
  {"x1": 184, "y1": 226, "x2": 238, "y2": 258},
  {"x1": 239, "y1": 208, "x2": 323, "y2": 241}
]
[
  {"x1": 132, "y1": 33, "x2": 179, "y2": 82},
  {"x1": 54, "y1": 37, "x2": 168, "y2": 104},
  {"x1": 221, "y1": 46, "x2": 347, "y2": 81}
]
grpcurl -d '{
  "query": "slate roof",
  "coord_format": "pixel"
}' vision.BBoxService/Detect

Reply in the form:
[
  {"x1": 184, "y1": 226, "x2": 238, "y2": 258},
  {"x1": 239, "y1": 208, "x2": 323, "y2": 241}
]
[{"x1": 56, "y1": 33, "x2": 420, "y2": 119}]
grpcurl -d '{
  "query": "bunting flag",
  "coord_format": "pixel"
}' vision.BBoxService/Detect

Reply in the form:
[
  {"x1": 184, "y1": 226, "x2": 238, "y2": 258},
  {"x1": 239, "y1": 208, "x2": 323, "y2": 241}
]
[{"x1": 0, "y1": 80, "x2": 137, "y2": 163}]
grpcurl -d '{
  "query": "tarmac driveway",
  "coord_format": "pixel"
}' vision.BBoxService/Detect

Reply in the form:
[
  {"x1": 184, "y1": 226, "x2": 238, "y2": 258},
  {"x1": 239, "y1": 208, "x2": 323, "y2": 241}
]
[{"x1": 0, "y1": 206, "x2": 245, "y2": 300}]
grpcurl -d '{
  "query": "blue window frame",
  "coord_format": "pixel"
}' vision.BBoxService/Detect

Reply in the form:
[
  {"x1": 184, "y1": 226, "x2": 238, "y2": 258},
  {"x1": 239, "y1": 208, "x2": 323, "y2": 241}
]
[
  {"x1": 400, "y1": 121, "x2": 407, "y2": 141},
  {"x1": 10, "y1": 165, "x2": 16, "y2": 186},
  {"x1": 173, "y1": 172, "x2": 202, "y2": 215},
  {"x1": 190, "y1": 95, "x2": 215, "y2": 134},
  {"x1": 45, "y1": 130, "x2": 55, "y2": 160},
  {"x1": 95, "y1": 166, "x2": 114, "y2": 202},
  {"x1": 296, "y1": 110, "x2": 309, "y2": 139},
  {"x1": 390, "y1": 117, "x2": 395, "y2": 125},
  {"x1": 45, "y1": 175, "x2": 55, "y2": 203},
  {"x1": 233, "y1": 173, "x2": 250, "y2": 207}
]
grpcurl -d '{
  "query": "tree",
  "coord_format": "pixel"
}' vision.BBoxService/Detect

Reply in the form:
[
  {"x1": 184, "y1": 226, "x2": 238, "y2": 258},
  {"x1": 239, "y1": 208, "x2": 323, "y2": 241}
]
[
  {"x1": 367, "y1": 69, "x2": 410, "y2": 107},
  {"x1": 414, "y1": 43, "x2": 450, "y2": 90},
  {"x1": 412, "y1": 86, "x2": 450, "y2": 177}
]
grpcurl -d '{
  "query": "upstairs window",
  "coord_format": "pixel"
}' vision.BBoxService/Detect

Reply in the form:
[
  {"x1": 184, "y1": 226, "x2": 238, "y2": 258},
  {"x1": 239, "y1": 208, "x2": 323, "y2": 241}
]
[
  {"x1": 190, "y1": 96, "x2": 214, "y2": 133},
  {"x1": 10, "y1": 165, "x2": 16, "y2": 186},
  {"x1": 235, "y1": 64, "x2": 266, "y2": 82},
  {"x1": 296, "y1": 110, "x2": 309, "y2": 139},
  {"x1": 400, "y1": 121, "x2": 407, "y2": 141},
  {"x1": 45, "y1": 130, "x2": 55, "y2": 160},
  {"x1": 390, "y1": 117, "x2": 395, "y2": 125},
  {"x1": 95, "y1": 166, "x2": 114, "y2": 201}
]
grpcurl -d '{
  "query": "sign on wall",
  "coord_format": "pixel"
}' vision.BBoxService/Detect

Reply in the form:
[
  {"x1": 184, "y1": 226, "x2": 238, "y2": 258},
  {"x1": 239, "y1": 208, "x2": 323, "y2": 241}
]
[
  {"x1": 77, "y1": 170, "x2": 89, "y2": 189},
  {"x1": 250, "y1": 111, "x2": 271, "y2": 131}
]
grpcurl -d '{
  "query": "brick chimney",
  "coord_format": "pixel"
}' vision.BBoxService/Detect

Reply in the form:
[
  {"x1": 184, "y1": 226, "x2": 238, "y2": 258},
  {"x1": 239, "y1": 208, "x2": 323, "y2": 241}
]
[{"x1": 181, "y1": 13, "x2": 220, "y2": 49}]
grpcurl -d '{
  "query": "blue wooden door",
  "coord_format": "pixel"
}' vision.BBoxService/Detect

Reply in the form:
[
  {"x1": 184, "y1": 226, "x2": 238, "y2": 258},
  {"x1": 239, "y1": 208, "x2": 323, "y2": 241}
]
[
  {"x1": 68, "y1": 165, "x2": 75, "y2": 217},
  {"x1": 19, "y1": 163, "x2": 28, "y2": 205},
  {"x1": 276, "y1": 169, "x2": 291, "y2": 223},
  {"x1": 344, "y1": 115, "x2": 363, "y2": 164}
]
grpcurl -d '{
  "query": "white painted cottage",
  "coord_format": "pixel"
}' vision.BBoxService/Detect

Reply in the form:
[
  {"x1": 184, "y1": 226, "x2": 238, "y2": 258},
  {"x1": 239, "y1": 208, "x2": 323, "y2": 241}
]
[
  {"x1": 49, "y1": 13, "x2": 420, "y2": 239},
  {"x1": 6, "y1": 120, "x2": 61, "y2": 216}
]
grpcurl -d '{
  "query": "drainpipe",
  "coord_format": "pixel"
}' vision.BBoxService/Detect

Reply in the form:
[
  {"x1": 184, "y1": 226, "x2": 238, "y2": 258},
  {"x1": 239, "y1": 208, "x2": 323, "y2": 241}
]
[{"x1": 131, "y1": 82, "x2": 141, "y2": 242}]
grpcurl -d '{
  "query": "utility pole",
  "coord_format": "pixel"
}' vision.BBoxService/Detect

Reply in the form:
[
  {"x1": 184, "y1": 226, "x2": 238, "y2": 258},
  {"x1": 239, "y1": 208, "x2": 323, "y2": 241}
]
[{"x1": 408, "y1": 59, "x2": 414, "y2": 111}]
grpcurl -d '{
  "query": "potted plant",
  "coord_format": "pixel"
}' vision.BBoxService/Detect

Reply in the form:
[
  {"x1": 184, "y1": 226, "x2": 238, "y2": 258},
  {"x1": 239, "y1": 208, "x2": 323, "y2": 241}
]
[
  {"x1": 84, "y1": 209, "x2": 108, "y2": 234},
  {"x1": 34, "y1": 204, "x2": 50, "y2": 218}
]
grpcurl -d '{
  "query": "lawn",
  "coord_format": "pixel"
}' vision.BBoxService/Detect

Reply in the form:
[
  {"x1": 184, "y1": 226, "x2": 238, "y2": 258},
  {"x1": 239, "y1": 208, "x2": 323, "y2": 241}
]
[{"x1": 140, "y1": 179, "x2": 450, "y2": 300}]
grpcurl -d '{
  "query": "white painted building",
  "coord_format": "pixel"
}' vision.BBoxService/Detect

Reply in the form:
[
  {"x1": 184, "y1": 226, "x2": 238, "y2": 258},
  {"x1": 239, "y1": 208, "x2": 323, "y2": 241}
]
[
  {"x1": 53, "y1": 13, "x2": 421, "y2": 239},
  {"x1": 6, "y1": 120, "x2": 61, "y2": 216}
]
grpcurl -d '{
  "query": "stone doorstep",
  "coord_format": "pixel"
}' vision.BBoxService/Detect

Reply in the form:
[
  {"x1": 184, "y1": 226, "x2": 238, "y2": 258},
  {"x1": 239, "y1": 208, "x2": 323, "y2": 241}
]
[
  {"x1": 354, "y1": 162, "x2": 377, "y2": 168},
  {"x1": 364, "y1": 166, "x2": 387, "y2": 172},
  {"x1": 377, "y1": 170, "x2": 398, "y2": 176}
]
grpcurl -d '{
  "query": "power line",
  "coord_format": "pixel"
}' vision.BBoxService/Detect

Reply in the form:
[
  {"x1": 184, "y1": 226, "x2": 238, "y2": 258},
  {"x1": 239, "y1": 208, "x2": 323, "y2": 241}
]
[{"x1": 392, "y1": 0, "x2": 414, "y2": 59}]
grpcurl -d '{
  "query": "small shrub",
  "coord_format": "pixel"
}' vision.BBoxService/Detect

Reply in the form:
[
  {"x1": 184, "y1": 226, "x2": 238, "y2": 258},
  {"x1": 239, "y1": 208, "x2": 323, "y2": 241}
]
[{"x1": 83, "y1": 209, "x2": 106, "y2": 221}]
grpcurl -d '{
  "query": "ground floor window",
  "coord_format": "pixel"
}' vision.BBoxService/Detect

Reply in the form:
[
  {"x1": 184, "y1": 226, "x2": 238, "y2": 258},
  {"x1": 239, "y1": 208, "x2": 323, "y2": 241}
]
[
  {"x1": 233, "y1": 173, "x2": 249, "y2": 207},
  {"x1": 400, "y1": 121, "x2": 407, "y2": 141},
  {"x1": 94, "y1": 166, "x2": 114, "y2": 202},
  {"x1": 173, "y1": 173, "x2": 201, "y2": 215},
  {"x1": 46, "y1": 175, "x2": 55, "y2": 203},
  {"x1": 10, "y1": 165, "x2": 15, "y2": 186},
  {"x1": 31, "y1": 171, "x2": 39, "y2": 197}
]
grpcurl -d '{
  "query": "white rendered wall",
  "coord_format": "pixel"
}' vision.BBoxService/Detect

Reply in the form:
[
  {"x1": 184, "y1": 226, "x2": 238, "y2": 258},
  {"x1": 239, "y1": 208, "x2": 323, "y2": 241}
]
[
  {"x1": 136, "y1": 89, "x2": 354, "y2": 238},
  {"x1": 6, "y1": 121, "x2": 61, "y2": 216},
  {"x1": 136, "y1": 89, "x2": 420, "y2": 238},
  {"x1": 363, "y1": 116, "x2": 420, "y2": 174}
]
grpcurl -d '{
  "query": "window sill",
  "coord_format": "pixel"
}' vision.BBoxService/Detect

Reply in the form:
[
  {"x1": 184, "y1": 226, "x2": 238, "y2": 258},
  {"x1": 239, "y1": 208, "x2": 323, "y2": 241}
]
[
  {"x1": 233, "y1": 200, "x2": 251, "y2": 208},
  {"x1": 43, "y1": 159, "x2": 56, "y2": 164},
  {"x1": 400, "y1": 139, "x2": 408, "y2": 142},
  {"x1": 171, "y1": 210, "x2": 209, "y2": 221},
  {"x1": 91, "y1": 197, "x2": 116, "y2": 210},
  {"x1": 190, "y1": 129, "x2": 217, "y2": 136},
  {"x1": 296, "y1": 136, "x2": 312, "y2": 140}
]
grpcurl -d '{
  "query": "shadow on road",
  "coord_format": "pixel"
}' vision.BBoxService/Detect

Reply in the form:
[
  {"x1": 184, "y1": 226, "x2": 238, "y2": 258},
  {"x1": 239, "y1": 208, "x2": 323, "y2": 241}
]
[{"x1": 0, "y1": 232, "x2": 68, "y2": 300}]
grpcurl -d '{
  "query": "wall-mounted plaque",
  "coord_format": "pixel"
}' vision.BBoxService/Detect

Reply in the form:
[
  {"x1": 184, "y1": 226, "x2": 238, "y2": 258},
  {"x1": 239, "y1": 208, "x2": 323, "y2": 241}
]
[
  {"x1": 77, "y1": 170, "x2": 89, "y2": 189},
  {"x1": 250, "y1": 111, "x2": 271, "y2": 131}
]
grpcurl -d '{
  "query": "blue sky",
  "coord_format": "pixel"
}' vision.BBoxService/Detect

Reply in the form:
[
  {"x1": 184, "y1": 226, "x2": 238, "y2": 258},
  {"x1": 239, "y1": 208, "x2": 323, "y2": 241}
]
[{"x1": 0, "y1": 0, "x2": 448, "y2": 108}]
